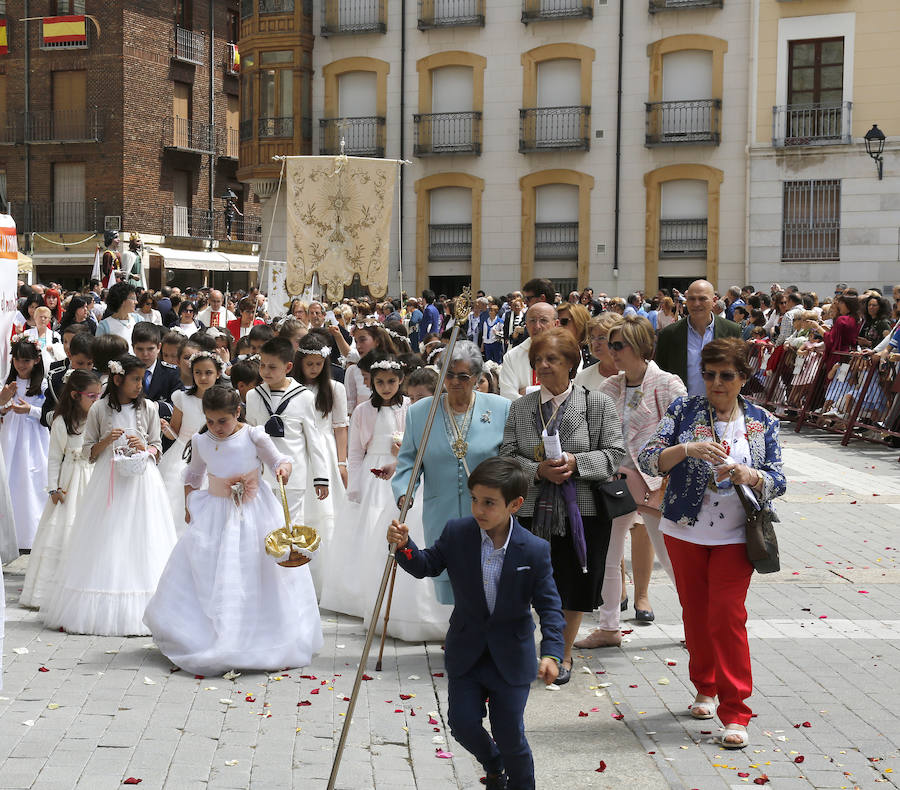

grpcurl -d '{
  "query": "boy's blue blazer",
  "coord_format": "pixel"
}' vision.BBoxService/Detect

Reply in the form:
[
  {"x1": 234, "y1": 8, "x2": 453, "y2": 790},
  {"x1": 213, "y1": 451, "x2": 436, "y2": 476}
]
[{"x1": 396, "y1": 516, "x2": 565, "y2": 687}]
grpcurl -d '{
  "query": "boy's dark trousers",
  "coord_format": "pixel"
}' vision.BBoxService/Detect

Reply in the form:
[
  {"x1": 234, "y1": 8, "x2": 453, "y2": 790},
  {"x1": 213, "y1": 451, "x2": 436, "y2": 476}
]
[{"x1": 448, "y1": 650, "x2": 534, "y2": 790}]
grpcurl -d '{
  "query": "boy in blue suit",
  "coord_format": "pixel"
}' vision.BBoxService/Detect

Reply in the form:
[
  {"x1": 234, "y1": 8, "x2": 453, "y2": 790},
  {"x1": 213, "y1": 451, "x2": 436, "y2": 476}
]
[{"x1": 387, "y1": 457, "x2": 564, "y2": 790}]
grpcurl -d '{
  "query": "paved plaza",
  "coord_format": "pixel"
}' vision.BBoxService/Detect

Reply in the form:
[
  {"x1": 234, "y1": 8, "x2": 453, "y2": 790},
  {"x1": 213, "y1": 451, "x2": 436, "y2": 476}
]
[{"x1": 1, "y1": 426, "x2": 899, "y2": 790}]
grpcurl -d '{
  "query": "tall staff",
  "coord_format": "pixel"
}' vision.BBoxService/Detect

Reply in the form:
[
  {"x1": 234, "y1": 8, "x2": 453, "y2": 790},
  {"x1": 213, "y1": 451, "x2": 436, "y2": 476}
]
[{"x1": 327, "y1": 290, "x2": 471, "y2": 790}]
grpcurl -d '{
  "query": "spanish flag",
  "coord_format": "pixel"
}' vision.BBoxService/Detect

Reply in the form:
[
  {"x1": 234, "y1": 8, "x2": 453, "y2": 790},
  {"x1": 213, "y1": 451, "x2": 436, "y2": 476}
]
[
  {"x1": 42, "y1": 15, "x2": 87, "y2": 46},
  {"x1": 232, "y1": 45, "x2": 240, "y2": 73},
  {"x1": 0, "y1": 20, "x2": 8, "y2": 56}
]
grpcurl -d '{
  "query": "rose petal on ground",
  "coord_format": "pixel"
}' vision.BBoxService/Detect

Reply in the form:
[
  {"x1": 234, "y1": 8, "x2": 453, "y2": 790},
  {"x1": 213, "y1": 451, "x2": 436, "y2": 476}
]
[
  {"x1": 578, "y1": 711, "x2": 589, "y2": 717},
  {"x1": 123, "y1": 780, "x2": 142, "y2": 786},
  {"x1": 428, "y1": 716, "x2": 438, "y2": 725},
  {"x1": 362, "y1": 674, "x2": 373, "y2": 681},
  {"x1": 794, "y1": 756, "x2": 805, "y2": 763},
  {"x1": 753, "y1": 777, "x2": 770, "y2": 785},
  {"x1": 596, "y1": 761, "x2": 607, "y2": 773},
  {"x1": 408, "y1": 675, "x2": 421, "y2": 680},
  {"x1": 802, "y1": 721, "x2": 811, "y2": 727},
  {"x1": 612, "y1": 713, "x2": 624, "y2": 720},
  {"x1": 38, "y1": 667, "x2": 50, "y2": 672},
  {"x1": 399, "y1": 693, "x2": 415, "y2": 700},
  {"x1": 310, "y1": 688, "x2": 319, "y2": 695},
  {"x1": 22, "y1": 720, "x2": 34, "y2": 727},
  {"x1": 245, "y1": 696, "x2": 255, "y2": 703},
  {"x1": 432, "y1": 672, "x2": 444, "y2": 677},
  {"x1": 143, "y1": 677, "x2": 156, "y2": 685},
  {"x1": 224, "y1": 760, "x2": 239, "y2": 766},
  {"x1": 12, "y1": 648, "x2": 28, "y2": 655},
  {"x1": 435, "y1": 750, "x2": 453, "y2": 759},
  {"x1": 738, "y1": 772, "x2": 750, "y2": 778},
  {"x1": 579, "y1": 666, "x2": 593, "y2": 674},
  {"x1": 297, "y1": 701, "x2": 311, "y2": 707},
  {"x1": 859, "y1": 590, "x2": 869, "y2": 594},
  {"x1": 658, "y1": 678, "x2": 670, "y2": 685}
]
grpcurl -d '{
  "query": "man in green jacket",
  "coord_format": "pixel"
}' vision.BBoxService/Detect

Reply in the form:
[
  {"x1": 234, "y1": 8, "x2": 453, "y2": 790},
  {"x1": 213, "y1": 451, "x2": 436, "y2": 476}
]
[{"x1": 654, "y1": 279, "x2": 742, "y2": 396}]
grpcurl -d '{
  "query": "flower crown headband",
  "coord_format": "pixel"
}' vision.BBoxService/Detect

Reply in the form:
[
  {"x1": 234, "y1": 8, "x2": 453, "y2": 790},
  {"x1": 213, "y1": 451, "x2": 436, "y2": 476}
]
[
  {"x1": 11, "y1": 333, "x2": 40, "y2": 347},
  {"x1": 108, "y1": 360, "x2": 125, "y2": 375},
  {"x1": 370, "y1": 360, "x2": 402, "y2": 371},
  {"x1": 297, "y1": 346, "x2": 331, "y2": 358},
  {"x1": 188, "y1": 350, "x2": 225, "y2": 371},
  {"x1": 234, "y1": 353, "x2": 260, "y2": 363}
]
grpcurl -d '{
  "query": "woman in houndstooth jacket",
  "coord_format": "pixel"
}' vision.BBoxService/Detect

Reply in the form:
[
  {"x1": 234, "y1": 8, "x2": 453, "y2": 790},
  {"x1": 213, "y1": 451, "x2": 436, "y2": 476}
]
[{"x1": 500, "y1": 328, "x2": 625, "y2": 685}]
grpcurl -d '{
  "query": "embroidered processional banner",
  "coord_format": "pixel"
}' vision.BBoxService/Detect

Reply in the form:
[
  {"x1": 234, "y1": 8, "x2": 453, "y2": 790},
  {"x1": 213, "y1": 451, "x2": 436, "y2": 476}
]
[{"x1": 285, "y1": 156, "x2": 397, "y2": 302}]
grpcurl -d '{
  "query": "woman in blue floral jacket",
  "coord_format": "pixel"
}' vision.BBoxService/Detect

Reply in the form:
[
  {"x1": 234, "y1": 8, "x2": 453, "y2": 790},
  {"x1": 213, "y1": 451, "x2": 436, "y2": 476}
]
[{"x1": 638, "y1": 338, "x2": 785, "y2": 751}]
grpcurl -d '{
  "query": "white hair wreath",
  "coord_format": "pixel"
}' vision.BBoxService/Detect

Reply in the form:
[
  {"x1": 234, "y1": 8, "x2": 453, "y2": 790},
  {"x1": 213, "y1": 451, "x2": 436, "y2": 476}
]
[
  {"x1": 188, "y1": 350, "x2": 225, "y2": 370},
  {"x1": 370, "y1": 359, "x2": 401, "y2": 371},
  {"x1": 297, "y1": 346, "x2": 331, "y2": 358},
  {"x1": 108, "y1": 360, "x2": 125, "y2": 375},
  {"x1": 11, "y1": 333, "x2": 39, "y2": 346}
]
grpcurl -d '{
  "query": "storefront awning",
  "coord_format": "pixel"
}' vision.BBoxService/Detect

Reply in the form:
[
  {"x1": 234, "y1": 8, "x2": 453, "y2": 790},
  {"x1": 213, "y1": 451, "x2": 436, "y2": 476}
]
[
  {"x1": 146, "y1": 246, "x2": 229, "y2": 272},
  {"x1": 30, "y1": 253, "x2": 94, "y2": 268},
  {"x1": 218, "y1": 252, "x2": 259, "y2": 273}
]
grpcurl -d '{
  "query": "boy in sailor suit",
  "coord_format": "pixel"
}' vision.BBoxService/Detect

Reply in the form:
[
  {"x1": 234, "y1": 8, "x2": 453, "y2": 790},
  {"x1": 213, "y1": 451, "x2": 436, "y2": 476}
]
[{"x1": 245, "y1": 337, "x2": 329, "y2": 522}]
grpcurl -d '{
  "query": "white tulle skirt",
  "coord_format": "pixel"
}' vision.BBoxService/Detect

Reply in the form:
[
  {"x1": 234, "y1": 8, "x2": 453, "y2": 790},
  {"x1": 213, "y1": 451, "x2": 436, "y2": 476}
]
[
  {"x1": 143, "y1": 482, "x2": 324, "y2": 675},
  {"x1": 20, "y1": 458, "x2": 93, "y2": 609},
  {"x1": 320, "y1": 453, "x2": 451, "y2": 642},
  {"x1": 42, "y1": 457, "x2": 177, "y2": 636},
  {"x1": 158, "y1": 438, "x2": 190, "y2": 535}
]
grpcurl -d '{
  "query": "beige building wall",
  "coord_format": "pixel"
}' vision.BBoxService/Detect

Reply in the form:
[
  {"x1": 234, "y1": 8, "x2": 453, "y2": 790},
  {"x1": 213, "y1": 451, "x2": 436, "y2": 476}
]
[{"x1": 749, "y1": 0, "x2": 900, "y2": 293}]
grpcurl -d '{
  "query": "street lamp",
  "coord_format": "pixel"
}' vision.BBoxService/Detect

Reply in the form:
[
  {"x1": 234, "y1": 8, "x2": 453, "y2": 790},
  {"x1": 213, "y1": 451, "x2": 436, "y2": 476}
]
[{"x1": 864, "y1": 124, "x2": 885, "y2": 180}]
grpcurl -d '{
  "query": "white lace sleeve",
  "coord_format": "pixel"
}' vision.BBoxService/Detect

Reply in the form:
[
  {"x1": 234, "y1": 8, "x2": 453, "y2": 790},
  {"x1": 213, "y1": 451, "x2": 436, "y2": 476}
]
[{"x1": 182, "y1": 435, "x2": 207, "y2": 488}]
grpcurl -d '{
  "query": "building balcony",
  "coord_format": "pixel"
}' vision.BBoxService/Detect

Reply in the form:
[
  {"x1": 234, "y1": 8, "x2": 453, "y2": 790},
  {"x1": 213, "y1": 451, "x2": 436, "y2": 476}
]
[
  {"x1": 171, "y1": 208, "x2": 214, "y2": 239},
  {"x1": 645, "y1": 99, "x2": 721, "y2": 146},
  {"x1": 319, "y1": 116, "x2": 386, "y2": 157},
  {"x1": 320, "y1": 0, "x2": 386, "y2": 35},
  {"x1": 258, "y1": 116, "x2": 294, "y2": 138},
  {"x1": 174, "y1": 26, "x2": 206, "y2": 66},
  {"x1": 534, "y1": 222, "x2": 578, "y2": 260},
  {"x1": 220, "y1": 128, "x2": 240, "y2": 159},
  {"x1": 169, "y1": 208, "x2": 263, "y2": 242},
  {"x1": 9, "y1": 200, "x2": 105, "y2": 234},
  {"x1": 659, "y1": 218, "x2": 708, "y2": 258},
  {"x1": 429, "y1": 223, "x2": 472, "y2": 261},
  {"x1": 40, "y1": 22, "x2": 91, "y2": 50},
  {"x1": 648, "y1": 0, "x2": 722, "y2": 12},
  {"x1": 519, "y1": 106, "x2": 590, "y2": 153},
  {"x1": 25, "y1": 108, "x2": 104, "y2": 143},
  {"x1": 522, "y1": 0, "x2": 592, "y2": 23},
  {"x1": 225, "y1": 43, "x2": 240, "y2": 75},
  {"x1": 0, "y1": 120, "x2": 19, "y2": 145},
  {"x1": 260, "y1": 0, "x2": 295, "y2": 12},
  {"x1": 164, "y1": 116, "x2": 215, "y2": 153},
  {"x1": 216, "y1": 212, "x2": 263, "y2": 242},
  {"x1": 418, "y1": 0, "x2": 485, "y2": 29},
  {"x1": 414, "y1": 112, "x2": 482, "y2": 156},
  {"x1": 772, "y1": 101, "x2": 852, "y2": 147}
]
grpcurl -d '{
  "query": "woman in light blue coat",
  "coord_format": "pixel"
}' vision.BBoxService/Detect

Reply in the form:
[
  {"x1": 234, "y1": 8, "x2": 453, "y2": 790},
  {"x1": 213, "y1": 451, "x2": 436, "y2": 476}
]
[{"x1": 392, "y1": 341, "x2": 511, "y2": 604}]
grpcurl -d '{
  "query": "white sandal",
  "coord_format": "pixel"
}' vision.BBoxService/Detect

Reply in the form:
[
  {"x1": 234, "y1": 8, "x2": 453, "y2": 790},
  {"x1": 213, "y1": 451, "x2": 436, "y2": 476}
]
[
  {"x1": 690, "y1": 697, "x2": 717, "y2": 720},
  {"x1": 719, "y1": 725, "x2": 749, "y2": 750}
]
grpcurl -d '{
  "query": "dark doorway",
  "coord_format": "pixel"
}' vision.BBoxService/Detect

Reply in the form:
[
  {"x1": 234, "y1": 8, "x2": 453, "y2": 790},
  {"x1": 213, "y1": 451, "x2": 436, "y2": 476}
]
[
  {"x1": 658, "y1": 276, "x2": 696, "y2": 295},
  {"x1": 429, "y1": 275, "x2": 470, "y2": 298}
]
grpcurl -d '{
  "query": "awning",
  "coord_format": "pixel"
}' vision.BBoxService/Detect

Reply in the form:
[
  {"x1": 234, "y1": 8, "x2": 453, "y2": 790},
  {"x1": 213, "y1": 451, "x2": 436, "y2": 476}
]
[
  {"x1": 218, "y1": 252, "x2": 259, "y2": 272},
  {"x1": 30, "y1": 253, "x2": 94, "y2": 268},
  {"x1": 17, "y1": 252, "x2": 33, "y2": 274},
  {"x1": 146, "y1": 246, "x2": 229, "y2": 272}
]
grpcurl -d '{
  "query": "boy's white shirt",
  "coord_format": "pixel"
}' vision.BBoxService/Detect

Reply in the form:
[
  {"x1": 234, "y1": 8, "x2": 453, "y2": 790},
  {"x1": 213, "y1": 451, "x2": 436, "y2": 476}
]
[{"x1": 244, "y1": 380, "x2": 330, "y2": 491}]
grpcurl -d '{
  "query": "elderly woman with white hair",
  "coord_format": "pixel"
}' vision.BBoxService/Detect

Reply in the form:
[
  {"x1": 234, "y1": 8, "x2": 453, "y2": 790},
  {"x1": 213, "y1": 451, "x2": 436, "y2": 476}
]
[{"x1": 392, "y1": 340, "x2": 511, "y2": 604}]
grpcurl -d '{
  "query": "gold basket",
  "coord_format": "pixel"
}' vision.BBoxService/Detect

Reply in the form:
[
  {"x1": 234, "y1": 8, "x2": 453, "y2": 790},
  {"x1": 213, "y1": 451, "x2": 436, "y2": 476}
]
[{"x1": 264, "y1": 479, "x2": 321, "y2": 567}]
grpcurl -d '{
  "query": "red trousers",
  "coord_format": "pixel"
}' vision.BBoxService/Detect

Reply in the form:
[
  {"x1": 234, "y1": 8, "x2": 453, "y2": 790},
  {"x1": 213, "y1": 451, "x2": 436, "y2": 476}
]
[{"x1": 664, "y1": 535, "x2": 754, "y2": 727}]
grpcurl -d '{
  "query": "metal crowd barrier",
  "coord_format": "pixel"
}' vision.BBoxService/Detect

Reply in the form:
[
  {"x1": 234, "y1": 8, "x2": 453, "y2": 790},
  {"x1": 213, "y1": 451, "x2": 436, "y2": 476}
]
[{"x1": 741, "y1": 343, "x2": 900, "y2": 454}]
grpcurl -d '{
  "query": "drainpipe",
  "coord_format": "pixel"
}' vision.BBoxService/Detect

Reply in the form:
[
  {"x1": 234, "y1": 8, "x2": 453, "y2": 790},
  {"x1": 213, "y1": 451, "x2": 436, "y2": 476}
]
[
  {"x1": 399, "y1": 0, "x2": 406, "y2": 295},
  {"x1": 743, "y1": 0, "x2": 760, "y2": 289},
  {"x1": 209, "y1": 0, "x2": 216, "y2": 241},
  {"x1": 612, "y1": 0, "x2": 624, "y2": 282},
  {"x1": 24, "y1": 0, "x2": 31, "y2": 213}
]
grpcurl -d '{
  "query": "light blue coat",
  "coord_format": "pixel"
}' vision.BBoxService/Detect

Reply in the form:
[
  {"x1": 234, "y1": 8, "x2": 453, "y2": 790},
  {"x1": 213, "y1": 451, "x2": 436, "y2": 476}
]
[{"x1": 392, "y1": 391, "x2": 511, "y2": 604}]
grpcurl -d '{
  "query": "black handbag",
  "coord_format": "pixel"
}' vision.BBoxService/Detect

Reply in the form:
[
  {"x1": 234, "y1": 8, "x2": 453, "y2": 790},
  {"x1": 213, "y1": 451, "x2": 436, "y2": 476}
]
[
  {"x1": 707, "y1": 406, "x2": 780, "y2": 574},
  {"x1": 591, "y1": 475, "x2": 637, "y2": 522}
]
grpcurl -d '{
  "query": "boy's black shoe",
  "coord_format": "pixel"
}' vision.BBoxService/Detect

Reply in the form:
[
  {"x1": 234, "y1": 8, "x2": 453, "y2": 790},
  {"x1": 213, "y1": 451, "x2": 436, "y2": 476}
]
[{"x1": 482, "y1": 772, "x2": 508, "y2": 789}]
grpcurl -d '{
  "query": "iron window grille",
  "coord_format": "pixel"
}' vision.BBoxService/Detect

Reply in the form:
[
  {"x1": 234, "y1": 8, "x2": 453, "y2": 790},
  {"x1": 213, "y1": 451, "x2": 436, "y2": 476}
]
[
  {"x1": 319, "y1": 117, "x2": 386, "y2": 157},
  {"x1": 164, "y1": 116, "x2": 215, "y2": 153},
  {"x1": 781, "y1": 180, "x2": 841, "y2": 262},
  {"x1": 772, "y1": 101, "x2": 851, "y2": 147},
  {"x1": 520, "y1": 106, "x2": 590, "y2": 153},
  {"x1": 174, "y1": 26, "x2": 206, "y2": 66},
  {"x1": 648, "y1": 0, "x2": 722, "y2": 12},
  {"x1": 534, "y1": 222, "x2": 579, "y2": 260},
  {"x1": 260, "y1": 0, "x2": 295, "y2": 12},
  {"x1": 418, "y1": 0, "x2": 485, "y2": 29},
  {"x1": 521, "y1": 0, "x2": 592, "y2": 23},
  {"x1": 320, "y1": 0, "x2": 386, "y2": 35},
  {"x1": 9, "y1": 200, "x2": 104, "y2": 234},
  {"x1": 258, "y1": 116, "x2": 294, "y2": 138},
  {"x1": 428, "y1": 224, "x2": 473, "y2": 261},
  {"x1": 24, "y1": 108, "x2": 103, "y2": 143}
]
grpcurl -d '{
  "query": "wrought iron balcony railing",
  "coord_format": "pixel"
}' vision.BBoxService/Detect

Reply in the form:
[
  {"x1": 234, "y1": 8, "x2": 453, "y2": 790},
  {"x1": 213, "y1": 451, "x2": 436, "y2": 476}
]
[
  {"x1": 220, "y1": 128, "x2": 240, "y2": 158},
  {"x1": 171, "y1": 208, "x2": 214, "y2": 239},
  {"x1": 319, "y1": 117, "x2": 386, "y2": 157},
  {"x1": 321, "y1": 0, "x2": 386, "y2": 35},
  {"x1": 258, "y1": 116, "x2": 294, "y2": 138},
  {"x1": 645, "y1": 99, "x2": 721, "y2": 146},
  {"x1": 9, "y1": 200, "x2": 105, "y2": 234},
  {"x1": 216, "y1": 213, "x2": 263, "y2": 242},
  {"x1": 772, "y1": 101, "x2": 852, "y2": 147},
  {"x1": 522, "y1": 0, "x2": 592, "y2": 23},
  {"x1": 260, "y1": 0, "x2": 295, "y2": 12},
  {"x1": 534, "y1": 222, "x2": 579, "y2": 260},
  {"x1": 418, "y1": 0, "x2": 485, "y2": 29},
  {"x1": 519, "y1": 106, "x2": 590, "y2": 153},
  {"x1": 648, "y1": 0, "x2": 723, "y2": 11},
  {"x1": 40, "y1": 23, "x2": 91, "y2": 50},
  {"x1": 659, "y1": 218, "x2": 708, "y2": 258},
  {"x1": 414, "y1": 112, "x2": 482, "y2": 156},
  {"x1": 429, "y1": 224, "x2": 472, "y2": 261},
  {"x1": 164, "y1": 116, "x2": 215, "y2": 153},
  {"x1": 25, "y1": 108, "x2": 104, "y2": 143},
  {"x1": 174, "y1": 26, "x2": 206, "y2": 65},
  {"x1": 169, "y1": 208, "x2": 263, "y2": 242},
  {"x1": 0, "y1": 119, "x2": 19, "y2": 145}
]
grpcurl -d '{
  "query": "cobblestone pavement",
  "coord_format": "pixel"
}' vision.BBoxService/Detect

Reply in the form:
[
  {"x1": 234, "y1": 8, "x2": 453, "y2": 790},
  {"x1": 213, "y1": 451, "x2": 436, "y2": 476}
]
[{"x1": 0, "y1": 426, "x2": 899, "y2": 789}]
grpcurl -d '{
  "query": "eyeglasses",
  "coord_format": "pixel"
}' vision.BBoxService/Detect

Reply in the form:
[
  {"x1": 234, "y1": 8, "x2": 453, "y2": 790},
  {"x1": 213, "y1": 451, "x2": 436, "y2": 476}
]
[
  {"x1": 445, "y1": 372, "x2": 473, "y2": 382},
  {"x1": 701, "y1": 370, "x2": 740, "y2": 382},
  {"x1": 76, "y1": 391, "x2": 101, "y2": 400},
  {"x1": 608, "y1": 341, "x2": 627, "y2": 352}
]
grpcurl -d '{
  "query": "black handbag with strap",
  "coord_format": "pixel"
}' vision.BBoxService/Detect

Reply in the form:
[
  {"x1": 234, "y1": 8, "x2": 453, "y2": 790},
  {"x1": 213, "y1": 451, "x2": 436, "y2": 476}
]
[
  {"x1": 707, "y1": 405, "x2": 780, "y2": 574},
  {"x1": 591, "y1": 474, "x2": 637, "y2": 522}
]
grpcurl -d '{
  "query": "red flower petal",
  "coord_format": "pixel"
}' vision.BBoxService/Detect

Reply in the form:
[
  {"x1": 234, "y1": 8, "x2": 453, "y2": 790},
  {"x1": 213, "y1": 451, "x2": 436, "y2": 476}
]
[
  {"x1": 578, "y1": 711, "x2": 589, "y2": 717},
  {"x1": 362, "y1": 674, "x2": 374, "y2": 681},
  {"x1": 629, "y1": 684, "x2": 638, "y2": 688},
  {"x1": 428, "y1": 716, "x2": 438, "y2": 725},
  {"x1": 342, "y1": 697, "x2": 351, "y2": 702},
  {"x1": 738, "y1": 773, "x2": 750, "y2": 778},
  {"x1": 596, "y1": 761, "x2": 607, "y2": 773},
  {"x1": 432, "y1": 672, "x2": 444, "y2": 677},
  {"x1": 753, "y1": 776, "x2": 770, "y2": 785},
  {"x1": 394, "y1": 709, "x2": 403, "y2": 713},
  {"x1": 123, "y1": 780, "x2": 142, "y2": 786},
  {"x1": 300, "y1": 675, "x2": 317, "y2": 680},
  {"x1": 399, "y1": 694, "x2": 413, "y2": 700},
  {"x1": 245, "y1": 696, "x2": 255, "y2": 703},
  {"x1": 612, "y1": 713, "x2": 624, "y2": 720},
  {"x1": 38, "y1": 667, "x2": 49, "y2": 672},
  {"x1": 297, "y1": 701, "x2": 311, "y2": 707},
  {"x1": 409, "y1": 710, "x2": 416, "y2": 717},
  {"x1": 194, "y1": 675, "x2": 205, "y2": 679},
  {"x1": 794, "y1": 756, "x2": 805, "y2": 763},
  {"x1": 802, "y1": 721, "x2": 812, "y2": 728},
  {"x1": 310, "y1": 688, "x2": 319, "y2": 695}
]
